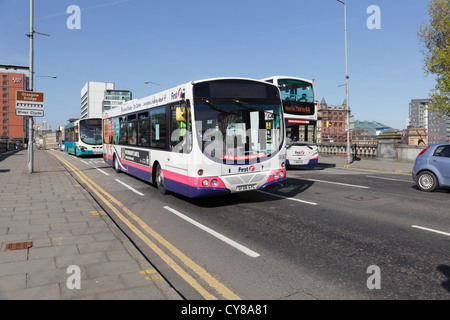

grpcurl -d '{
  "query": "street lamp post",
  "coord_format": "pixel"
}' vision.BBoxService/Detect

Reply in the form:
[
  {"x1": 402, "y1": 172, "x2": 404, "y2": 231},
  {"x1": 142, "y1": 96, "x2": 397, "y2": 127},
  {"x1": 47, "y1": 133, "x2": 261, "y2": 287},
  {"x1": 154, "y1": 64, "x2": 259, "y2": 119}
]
[
  {"x1": 26, "y1": 0, "x2": 50, "y2": 173},
  {"x1": 337, "y1": 0, "x2": 351, "y2": 164},
  {"x1": 144, "y1": 81, "x2": 162, "y2": 90},
  {"x1": 27, "y1": 0, "x2": 34, "y2": 173},
  {"x1": 35, "y1": 75, "x2": 57, "y2": 91}
]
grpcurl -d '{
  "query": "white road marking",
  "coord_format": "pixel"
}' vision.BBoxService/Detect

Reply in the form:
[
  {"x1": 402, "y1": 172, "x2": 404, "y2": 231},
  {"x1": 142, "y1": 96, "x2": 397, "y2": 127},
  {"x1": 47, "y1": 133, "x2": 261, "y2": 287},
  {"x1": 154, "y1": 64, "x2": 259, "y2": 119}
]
[
  {"x1": 257, "y1": 190, "x2": 318, "y2": 206},
  {"x1": 115, "y1": 179, "x2": 145, "y2": 196},
  {"x1": 306, "y1": 178, "x2": 370, "y2": 189},
  {"x1": 412, "y1": 225, "x2": 450, "y2": 237},
  {"x1": 164, "y1": 206, "x2": 260, "y2": 258},
  {"x1": 96, "y1": 168, "x2": 110, "y2": 176},
  {"x1": 366, "y1": 175, "x2": 411, "y2": 182}
]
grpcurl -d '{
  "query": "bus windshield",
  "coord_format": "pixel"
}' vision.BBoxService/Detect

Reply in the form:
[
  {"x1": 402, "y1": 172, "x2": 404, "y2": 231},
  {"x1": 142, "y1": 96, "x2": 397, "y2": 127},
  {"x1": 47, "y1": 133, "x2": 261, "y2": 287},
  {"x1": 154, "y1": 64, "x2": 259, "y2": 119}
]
[
  {"x1": 286, "y1": 120, "x2": 317, "y2": 146},
  {"x1": 80, "y1": 120, "x2": 102, "y2": 145},
  {"x1": 195, "y1": 100, "x2": 283, "y2": 163},
  {"x1": 193, "y1": 79, "x2": 283, "y2": 164},
  {"x1": 279, "y1": 79, "x2": 314, "y2": 103}
]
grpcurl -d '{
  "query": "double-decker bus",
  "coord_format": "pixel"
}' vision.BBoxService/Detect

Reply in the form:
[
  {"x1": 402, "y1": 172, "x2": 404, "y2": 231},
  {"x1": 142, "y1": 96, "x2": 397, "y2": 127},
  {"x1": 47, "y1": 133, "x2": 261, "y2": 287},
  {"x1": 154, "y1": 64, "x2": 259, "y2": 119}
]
[
  {"x1": 64, "y1": 118, "x2": 103, "y2": 156},
  {"x1": 262, "y1": 76, "x2": 318, "y2": 167},
  {"x1": 103, "y1": 78, "x2": 286, "y2": 198}
]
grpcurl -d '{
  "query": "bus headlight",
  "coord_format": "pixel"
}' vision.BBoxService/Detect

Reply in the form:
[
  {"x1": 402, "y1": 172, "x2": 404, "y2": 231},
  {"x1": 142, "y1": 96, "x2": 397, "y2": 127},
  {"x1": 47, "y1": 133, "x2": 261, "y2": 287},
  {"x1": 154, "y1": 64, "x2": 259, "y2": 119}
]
[
  {"x1": 273, "y1": 172, "x2": 278, "y2": 179},
  {"x1": 202, "y1": 179, "x2": 209, "y2": 187},
  {"x1": 280, "y1": 170, "x2": 285, "y2": 178},
  {"x1": 211, "y1": 179, "x2": 218, "y2": 187}
]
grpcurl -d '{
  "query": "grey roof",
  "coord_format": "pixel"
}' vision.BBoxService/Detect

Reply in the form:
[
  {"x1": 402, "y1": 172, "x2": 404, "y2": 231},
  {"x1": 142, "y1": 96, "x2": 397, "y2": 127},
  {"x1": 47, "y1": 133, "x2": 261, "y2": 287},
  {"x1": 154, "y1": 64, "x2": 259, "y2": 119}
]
[{"x1": 355, "y1": 120, "x2": 392, "y2": 136}]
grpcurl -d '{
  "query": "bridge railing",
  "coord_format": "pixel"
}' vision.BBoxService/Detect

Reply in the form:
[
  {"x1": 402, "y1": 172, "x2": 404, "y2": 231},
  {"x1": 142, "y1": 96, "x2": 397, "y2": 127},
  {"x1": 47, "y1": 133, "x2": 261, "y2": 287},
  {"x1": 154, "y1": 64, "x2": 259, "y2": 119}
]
[
  {"x1": 318, "y1": 143, "x2": 378, "y2": 158},
  {"x1": 0, "y1": 138, "x2": 24, "y2": 154}
]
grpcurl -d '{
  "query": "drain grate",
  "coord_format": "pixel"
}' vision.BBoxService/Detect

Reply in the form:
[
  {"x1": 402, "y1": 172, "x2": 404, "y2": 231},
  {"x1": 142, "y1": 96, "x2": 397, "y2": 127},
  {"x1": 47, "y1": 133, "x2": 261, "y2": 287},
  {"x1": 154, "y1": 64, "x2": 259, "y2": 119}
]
[{"x1": 6, "y1": 241, "x2": 33, "y2": 251}]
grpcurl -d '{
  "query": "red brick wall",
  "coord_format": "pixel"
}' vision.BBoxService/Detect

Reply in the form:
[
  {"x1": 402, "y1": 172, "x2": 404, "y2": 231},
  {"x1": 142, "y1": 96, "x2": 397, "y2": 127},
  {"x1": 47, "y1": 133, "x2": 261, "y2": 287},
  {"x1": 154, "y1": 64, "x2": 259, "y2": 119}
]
[{"x1": 1, "y1": 73, "x2": 26, "y2": 139}]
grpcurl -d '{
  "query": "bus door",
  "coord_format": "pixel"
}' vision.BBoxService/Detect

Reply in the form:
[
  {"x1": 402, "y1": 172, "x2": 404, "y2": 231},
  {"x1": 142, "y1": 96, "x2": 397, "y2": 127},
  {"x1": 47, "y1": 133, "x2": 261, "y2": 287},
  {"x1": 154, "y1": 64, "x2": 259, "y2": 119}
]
[{"x1": 168, "y1": 103, "x2": 191, "y2": 193}]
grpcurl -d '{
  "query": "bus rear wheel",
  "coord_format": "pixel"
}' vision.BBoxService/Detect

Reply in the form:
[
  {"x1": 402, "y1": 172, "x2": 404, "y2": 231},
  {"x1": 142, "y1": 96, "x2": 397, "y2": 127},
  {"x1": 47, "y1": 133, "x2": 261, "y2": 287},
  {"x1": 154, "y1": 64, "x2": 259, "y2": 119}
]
[{"x1": 155, "y1": 164, "x2": 168, "y2": 195}]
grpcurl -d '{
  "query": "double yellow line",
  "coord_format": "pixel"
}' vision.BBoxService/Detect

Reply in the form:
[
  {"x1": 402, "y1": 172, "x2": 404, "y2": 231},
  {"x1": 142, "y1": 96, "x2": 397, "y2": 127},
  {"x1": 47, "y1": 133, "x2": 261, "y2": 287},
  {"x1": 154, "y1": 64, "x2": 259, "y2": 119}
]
[{"x1": 51, "y1": 152, "x2": 240, "y2": 300}]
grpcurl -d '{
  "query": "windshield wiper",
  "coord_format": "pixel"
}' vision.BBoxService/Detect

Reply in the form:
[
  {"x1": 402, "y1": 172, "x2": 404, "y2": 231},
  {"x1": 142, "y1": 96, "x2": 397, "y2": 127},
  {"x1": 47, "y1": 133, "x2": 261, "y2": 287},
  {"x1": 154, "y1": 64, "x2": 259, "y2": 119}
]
[
  {"x1": 202, "y1": 99, "x2": 232, "y2": 114},
  {"x1": 233, "y1": 99, "x2": 263, "y2": 112}
]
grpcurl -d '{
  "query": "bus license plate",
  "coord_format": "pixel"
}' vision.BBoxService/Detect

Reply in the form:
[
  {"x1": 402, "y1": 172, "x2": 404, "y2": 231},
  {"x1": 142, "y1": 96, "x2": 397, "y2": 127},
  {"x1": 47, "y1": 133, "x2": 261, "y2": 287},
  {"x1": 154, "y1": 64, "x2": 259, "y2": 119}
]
[{"x1": 236, "y1": 184, "x2": 258, "y2": 192}]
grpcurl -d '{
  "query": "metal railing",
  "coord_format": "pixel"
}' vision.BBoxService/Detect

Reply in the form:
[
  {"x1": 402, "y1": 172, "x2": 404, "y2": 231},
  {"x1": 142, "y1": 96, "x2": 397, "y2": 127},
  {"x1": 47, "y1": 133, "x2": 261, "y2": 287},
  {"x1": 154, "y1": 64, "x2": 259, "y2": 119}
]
[{"x1": 0, "y1": 138, "x2": 24, "y2": 154}]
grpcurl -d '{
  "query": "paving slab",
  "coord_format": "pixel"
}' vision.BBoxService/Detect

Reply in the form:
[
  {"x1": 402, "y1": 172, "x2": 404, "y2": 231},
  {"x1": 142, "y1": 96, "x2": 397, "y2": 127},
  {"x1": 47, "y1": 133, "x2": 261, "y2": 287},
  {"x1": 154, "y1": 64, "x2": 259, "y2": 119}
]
[{"x1": 0, "y1": 149, "x2": 182, "y2": 300}]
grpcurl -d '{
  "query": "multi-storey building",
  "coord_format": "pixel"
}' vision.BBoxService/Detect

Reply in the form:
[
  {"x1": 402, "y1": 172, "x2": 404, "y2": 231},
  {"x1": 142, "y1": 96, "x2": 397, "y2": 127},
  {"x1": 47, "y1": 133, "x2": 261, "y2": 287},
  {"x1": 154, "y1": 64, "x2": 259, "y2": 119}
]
[
  {"x1": 0, "y1": 64, "x2": 30, "y2": 139},
  {"x1": 408, "y1": 99, "x2": 450, "y2": 144},
  {"x1": 81, "y1": 82, "x2": 131, "y2": 119},
  {"x1": 103, "y1": 89, "x2": 132, "y2": 112},
  {"x1": 317, "y1": 98, "x2": 350, "y2": 143}
]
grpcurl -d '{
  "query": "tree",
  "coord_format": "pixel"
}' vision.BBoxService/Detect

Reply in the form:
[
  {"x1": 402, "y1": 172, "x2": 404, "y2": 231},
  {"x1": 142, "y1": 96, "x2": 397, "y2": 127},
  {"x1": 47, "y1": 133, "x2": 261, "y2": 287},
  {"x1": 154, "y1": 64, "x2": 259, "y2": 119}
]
[{"x1": 418, "y1": 0, "x2": 450, "y2": 117}]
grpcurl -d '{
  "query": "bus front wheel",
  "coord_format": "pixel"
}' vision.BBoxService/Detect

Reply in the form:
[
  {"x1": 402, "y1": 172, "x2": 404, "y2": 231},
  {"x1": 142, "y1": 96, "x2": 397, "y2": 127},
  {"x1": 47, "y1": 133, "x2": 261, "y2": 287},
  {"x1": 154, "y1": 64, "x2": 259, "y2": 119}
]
[{"x1": 155, "y1": 164, "x2": 168, "y2": 195}]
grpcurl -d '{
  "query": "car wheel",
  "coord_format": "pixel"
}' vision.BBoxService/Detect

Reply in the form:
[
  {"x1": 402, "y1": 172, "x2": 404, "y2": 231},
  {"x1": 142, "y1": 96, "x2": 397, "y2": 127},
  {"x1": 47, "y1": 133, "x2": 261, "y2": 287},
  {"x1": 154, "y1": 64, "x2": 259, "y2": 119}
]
[
  {"x1": 416, "y1": 171, "x2": 438, "y2": 192},
  {"x1": 155, "y1": 163, "x2": 168, "y2": 194}
]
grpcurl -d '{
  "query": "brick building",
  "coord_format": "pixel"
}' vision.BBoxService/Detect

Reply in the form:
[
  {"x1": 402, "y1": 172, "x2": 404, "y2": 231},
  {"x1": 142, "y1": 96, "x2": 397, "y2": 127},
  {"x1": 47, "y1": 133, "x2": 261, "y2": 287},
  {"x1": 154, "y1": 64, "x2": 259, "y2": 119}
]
[
  {"x1": 0, "y1": 65, "x2": 30, "y2": 139},
  {"x1": 317, "y1": 98, "x2": 350, "y2": 143}
]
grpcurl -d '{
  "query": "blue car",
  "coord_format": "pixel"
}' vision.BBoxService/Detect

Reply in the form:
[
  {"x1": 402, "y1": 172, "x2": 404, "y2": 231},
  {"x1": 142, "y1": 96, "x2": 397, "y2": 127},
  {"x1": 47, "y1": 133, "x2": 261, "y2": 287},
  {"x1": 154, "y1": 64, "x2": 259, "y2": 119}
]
[{"x1": 412, "y1": 143, "x2": 450, "y2": 192}]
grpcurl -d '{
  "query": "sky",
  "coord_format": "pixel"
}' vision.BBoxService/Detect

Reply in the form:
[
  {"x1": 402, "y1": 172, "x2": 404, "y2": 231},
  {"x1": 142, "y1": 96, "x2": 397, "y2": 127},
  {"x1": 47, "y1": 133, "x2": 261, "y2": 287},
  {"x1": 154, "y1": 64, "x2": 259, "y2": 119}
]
[{"x1": 0, "y1": 0, "x2": 436, "y2": 131}]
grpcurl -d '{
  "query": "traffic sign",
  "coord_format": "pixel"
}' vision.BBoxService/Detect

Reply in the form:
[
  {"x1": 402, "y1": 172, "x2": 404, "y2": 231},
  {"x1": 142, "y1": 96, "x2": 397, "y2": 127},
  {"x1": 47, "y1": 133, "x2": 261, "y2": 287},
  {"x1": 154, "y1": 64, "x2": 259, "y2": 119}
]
[
  {"x1": 16, "y1": 109, "x2": 44, "y2": 117},
  {"x1": 15, "y1": 91, "x2": 44, "y2": 117}
]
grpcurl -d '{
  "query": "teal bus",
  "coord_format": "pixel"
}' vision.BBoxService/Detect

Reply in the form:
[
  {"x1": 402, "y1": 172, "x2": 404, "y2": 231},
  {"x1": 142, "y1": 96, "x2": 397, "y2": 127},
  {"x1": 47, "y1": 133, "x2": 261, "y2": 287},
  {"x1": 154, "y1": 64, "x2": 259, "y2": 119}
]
[{"x1": 64, "y1": 118, "x2": 103, "y2": 156}]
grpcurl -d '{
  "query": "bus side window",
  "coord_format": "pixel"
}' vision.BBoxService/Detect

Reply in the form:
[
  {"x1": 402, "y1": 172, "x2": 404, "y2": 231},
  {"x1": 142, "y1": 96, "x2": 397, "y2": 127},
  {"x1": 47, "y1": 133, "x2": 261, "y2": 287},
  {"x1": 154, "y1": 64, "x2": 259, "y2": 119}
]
[
  {"x1": 119, "y1": 117, "x2": 128, "y2": 145},
  {"x1": 127, "y1": 114, "x2": 138, "y2": 145},
  {"x1": 150, "y1": 106, "x2": 166, "y2": 149},
  {"x1": 138, "y1": 112, "x2": 149, "y2": 147}
]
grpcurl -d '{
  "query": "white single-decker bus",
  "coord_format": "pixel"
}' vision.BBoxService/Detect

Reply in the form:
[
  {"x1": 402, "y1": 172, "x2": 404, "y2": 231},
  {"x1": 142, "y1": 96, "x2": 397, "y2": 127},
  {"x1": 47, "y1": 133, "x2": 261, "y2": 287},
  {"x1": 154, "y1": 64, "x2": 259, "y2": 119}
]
[{"x1": 103, "y1": 78, "x2": 287, "y2": 198}]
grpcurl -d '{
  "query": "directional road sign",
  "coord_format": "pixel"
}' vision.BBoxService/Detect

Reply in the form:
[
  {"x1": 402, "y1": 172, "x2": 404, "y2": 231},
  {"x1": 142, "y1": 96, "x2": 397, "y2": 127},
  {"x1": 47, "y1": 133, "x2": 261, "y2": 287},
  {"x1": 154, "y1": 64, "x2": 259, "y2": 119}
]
[{"x1": 15, "y1": 91, "x2": 45, "y2": 117}]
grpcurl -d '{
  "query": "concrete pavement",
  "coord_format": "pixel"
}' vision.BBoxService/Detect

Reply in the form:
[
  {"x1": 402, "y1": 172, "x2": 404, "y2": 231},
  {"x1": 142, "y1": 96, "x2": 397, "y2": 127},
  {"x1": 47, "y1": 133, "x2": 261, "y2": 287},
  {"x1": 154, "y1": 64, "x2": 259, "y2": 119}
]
[
  {"x1": 0, "y1": 149, "x2": 414, "y2": 300},
  {"x1": 0, "y1": 149, "x2": 182, "y2": 300},
  {"x1": 317, "y1": 154, "x2": 414, "y2": 175}
]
